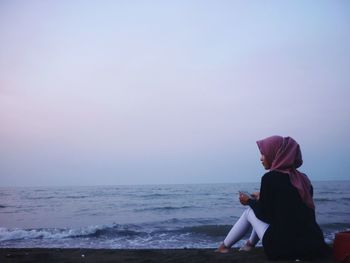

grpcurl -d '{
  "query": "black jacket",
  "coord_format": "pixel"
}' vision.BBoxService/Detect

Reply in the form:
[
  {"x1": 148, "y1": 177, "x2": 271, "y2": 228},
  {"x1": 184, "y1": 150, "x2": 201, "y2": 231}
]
[{"x1": 248, "y1": 171, "x2": 330, "y2": 260}]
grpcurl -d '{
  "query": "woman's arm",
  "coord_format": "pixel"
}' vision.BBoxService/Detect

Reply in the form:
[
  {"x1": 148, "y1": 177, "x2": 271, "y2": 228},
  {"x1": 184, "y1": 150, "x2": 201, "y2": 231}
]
[{"x1": 247, "y1": 173, "x2": 273, "y2": 223}]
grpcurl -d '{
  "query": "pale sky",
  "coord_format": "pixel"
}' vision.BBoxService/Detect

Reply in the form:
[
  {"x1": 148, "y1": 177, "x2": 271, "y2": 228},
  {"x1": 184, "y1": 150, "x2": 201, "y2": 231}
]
[{"x1": 1, "y1": 0, "x2": 349, "y2": 186}]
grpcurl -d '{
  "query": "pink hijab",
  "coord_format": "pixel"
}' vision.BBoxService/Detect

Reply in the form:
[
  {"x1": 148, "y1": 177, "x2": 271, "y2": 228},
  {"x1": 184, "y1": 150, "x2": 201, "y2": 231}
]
[{"x1": 256, "y1": 135, "x2": 315, "y2": 210}]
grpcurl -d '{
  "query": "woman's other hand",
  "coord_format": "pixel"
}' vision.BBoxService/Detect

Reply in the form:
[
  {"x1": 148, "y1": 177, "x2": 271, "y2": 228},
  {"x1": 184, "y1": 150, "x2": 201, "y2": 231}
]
[
  {"x1": 239, "y1": 193, "x2": 250, "y2": 205},
  {"x1": 251, "y1": 192, "x2": 260, "y2": 200}
]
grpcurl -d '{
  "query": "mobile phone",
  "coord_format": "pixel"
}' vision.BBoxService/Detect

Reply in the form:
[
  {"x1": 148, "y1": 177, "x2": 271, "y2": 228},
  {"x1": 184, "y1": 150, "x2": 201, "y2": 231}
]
[
  {"x1": 238, "y1": 191, "x2": 251, "y2": 196},
  {"x1": 239, "y1": 191, "x2": 256, "y2": 200}
]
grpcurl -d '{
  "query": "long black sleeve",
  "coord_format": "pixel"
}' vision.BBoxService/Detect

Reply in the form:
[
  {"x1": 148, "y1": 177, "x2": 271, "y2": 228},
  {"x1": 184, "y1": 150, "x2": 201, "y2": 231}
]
[{"x1": 248, "y1": 173, "x2": 273, "y2": 224}]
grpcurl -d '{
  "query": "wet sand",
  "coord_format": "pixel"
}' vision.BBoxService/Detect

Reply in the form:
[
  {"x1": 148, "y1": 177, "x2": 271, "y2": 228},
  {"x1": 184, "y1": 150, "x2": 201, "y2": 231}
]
[{"x1": 0, "y1": 248, "x2": 333, "y2": 263}]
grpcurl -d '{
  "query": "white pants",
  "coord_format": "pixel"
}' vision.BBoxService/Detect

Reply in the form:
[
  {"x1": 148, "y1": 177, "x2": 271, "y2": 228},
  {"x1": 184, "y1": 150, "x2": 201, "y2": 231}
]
[{"x1": 224, "y1": 207, "x2": 269, "y2": 247}]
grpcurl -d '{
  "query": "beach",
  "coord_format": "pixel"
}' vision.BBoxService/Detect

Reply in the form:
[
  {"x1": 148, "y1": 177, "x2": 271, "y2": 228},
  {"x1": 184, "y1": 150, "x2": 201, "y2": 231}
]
[{"x1": 0, "y1": 248, "x2": 333, "y2": 263}]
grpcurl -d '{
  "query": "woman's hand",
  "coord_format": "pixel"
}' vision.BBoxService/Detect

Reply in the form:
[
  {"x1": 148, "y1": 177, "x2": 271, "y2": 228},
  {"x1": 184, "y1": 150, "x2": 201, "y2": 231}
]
[
  {"x1": 251, "y1": 192, "x2": 260, "y2": 200},
  {"x1": 239, "y1": 193, "x2": 250, "y2": 206}
]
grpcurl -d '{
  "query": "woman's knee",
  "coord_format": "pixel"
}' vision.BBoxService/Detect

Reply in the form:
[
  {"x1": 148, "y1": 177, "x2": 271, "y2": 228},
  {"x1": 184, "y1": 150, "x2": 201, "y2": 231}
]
[
  {"x1": 238, "y1": 207, "x2": 253, "y2": 221},
  {"x1": 244, "y1": 207, "x2": 252, "y2": 214},
  {"x1": 244, "y1": 207, "x2": 253, "y2": 216}
]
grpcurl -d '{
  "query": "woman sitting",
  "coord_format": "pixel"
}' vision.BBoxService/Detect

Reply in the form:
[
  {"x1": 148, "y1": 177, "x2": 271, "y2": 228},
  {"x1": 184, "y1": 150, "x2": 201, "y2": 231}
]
[{"x1": 216, "y1": 135, "x2": 330, "y2": 260}]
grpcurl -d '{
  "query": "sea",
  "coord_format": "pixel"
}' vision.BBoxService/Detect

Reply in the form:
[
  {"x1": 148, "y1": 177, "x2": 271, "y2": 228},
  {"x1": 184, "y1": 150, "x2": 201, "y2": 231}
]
[{"x1": 0, "y1": 181, "x2": 349, "y2": 249}]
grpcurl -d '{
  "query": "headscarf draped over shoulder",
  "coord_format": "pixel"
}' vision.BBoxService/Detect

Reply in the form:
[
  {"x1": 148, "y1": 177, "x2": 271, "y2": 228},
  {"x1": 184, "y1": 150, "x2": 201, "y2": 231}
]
[{"x1": 256, "y1": 135, "x2": 315, "y2": 210}]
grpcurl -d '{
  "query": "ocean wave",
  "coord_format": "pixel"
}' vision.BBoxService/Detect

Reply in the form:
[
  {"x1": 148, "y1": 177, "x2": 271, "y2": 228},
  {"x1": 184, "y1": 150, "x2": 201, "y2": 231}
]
[
  {"x1": 0, "y1": 226, "x2": 101, "y2": 242},
  {"x1": 0, "y1": 205, "x2": 7, "y2": 208},
  {"x1": 25, "y1": 195, "x2": 90, "y2": 200},
  {"x1": 0, "y1": 224, "x2": 149, "y2": 242},
  {"x1": 65, "y1": 195, "x2": 89, "y2": 199},
  {"x1": 25, "y1": 196, "x2": 57, "y2": 200},
  {"x1": 0, "y1": 223, "x2": 236, "y2": 243},
  {"x1": 1, "y1": 222, "x2": 346, "y2": 248},
  {"x1": 314, "y1": 197, "x2": 333, "y2": 202},
  {"x1": 315, "y1": 196, "x2": 350, "y2": 203},
  {"x1": 317, "y1": 191, "x2": 343, "y2": 195},
  {"x1": 177, "y1": 225, "x2": 232, "y2": 237},
  {"x1": 151, "y1": 217, "x2": 221, "y2": 228},
  {"x1": 139, "y1": 193, "x2": 170, "y2": 198},
  {"x1": 319, "y1": 222, "x2": 350, "y2": 230},
  {"x1": 134, "y1": 205, "x2": 195, "y2": 212}
]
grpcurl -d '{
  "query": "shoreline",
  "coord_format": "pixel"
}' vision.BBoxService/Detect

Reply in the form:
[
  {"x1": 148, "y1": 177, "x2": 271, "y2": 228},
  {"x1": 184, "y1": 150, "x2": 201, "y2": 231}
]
[{"x1": 0, "y1": 248, "x2": 333, "y2": 263}]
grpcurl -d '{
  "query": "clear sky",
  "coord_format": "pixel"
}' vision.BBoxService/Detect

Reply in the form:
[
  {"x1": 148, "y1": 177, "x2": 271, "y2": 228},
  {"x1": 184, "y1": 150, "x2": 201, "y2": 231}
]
[{"x1": 1, "y1": 0, "x2": 349, "y2": 186}]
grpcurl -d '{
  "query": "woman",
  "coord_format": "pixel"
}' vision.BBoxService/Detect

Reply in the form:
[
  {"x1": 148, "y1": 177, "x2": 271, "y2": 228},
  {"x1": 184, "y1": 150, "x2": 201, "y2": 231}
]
[{"x1": 217, "y1": 135, "x2": 330, "y2": 260}]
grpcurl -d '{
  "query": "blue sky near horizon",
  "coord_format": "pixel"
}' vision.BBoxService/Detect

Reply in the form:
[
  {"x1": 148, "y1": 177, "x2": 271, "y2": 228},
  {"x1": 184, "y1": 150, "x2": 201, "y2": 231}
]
[{"x1": 1, "y1": 1, "x2": 350, "y2": 186}]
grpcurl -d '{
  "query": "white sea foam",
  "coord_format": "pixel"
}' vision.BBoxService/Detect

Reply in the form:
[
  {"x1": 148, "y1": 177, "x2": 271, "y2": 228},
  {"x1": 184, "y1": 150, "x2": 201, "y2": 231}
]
[{"x1": 0, "y1": 225, "x2": 108, "y2": 242}]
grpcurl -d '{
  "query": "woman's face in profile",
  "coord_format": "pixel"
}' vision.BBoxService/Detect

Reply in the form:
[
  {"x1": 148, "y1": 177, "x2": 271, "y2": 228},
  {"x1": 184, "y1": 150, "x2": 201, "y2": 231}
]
[{"x1": 260, "y1": 154, "x2": 270, "y2": 170}]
